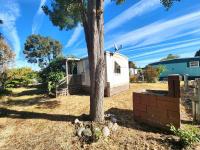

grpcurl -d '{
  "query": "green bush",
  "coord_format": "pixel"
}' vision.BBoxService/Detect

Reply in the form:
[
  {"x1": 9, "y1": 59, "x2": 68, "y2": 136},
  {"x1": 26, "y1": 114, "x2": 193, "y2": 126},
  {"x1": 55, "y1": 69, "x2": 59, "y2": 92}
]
[
  {"x1": 47, "y1": 71, "x2": 64, "y2": 93},
  {"x1": 0, "y1": 67, "x2": 38, "y2": 89},
  {"x1": 2, "y1": 67, "x2": 38, "y2": 88},
  {"x1": 40, "y1": 57, "x2": 65, "y2": 94},
  {"x1": 170, "y1": 125, "x2": 200, "y2": 147}
]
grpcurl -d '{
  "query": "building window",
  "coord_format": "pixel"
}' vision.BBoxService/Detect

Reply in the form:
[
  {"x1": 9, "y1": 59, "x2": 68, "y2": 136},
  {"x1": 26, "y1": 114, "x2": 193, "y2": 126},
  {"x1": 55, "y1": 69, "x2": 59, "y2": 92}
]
[
  {"x1": 114, "y1": 61, "x2": 121, "y2": 74},
  {"x1": 189, "y1": 61, "x2": 199, "y2": 68}
]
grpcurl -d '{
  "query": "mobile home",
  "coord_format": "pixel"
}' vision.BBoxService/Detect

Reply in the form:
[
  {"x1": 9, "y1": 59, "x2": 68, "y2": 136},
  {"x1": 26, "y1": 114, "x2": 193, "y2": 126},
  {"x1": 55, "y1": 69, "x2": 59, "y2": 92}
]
[
  {"x1": 149, "y1": 57, "x2": 200, "y2": 80},
  {"x1": 57, "y1": 51, "x2": 129, "y2": 97}
]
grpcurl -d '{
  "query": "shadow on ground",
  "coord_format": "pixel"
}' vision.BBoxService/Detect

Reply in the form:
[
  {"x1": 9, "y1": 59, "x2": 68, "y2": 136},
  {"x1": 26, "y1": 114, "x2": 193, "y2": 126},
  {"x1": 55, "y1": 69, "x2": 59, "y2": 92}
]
[
  {"x1": 0, "y1": 89, "x2": 12, "y2": 97},
  {"x1": 0, "y1": 108, "x2": 90, "y2": 122},
  {"x1": 0, "y1": 97, "x2": 60, "y2": 109},
  {"x1": 12, "y1": 89, "x2": 46, "y2": 97},
  {"x1": 106, "y1": 108, "x2": 182, "y2": 149},
  {"x1": 105, "y1": 108, "x2": 171, "y2": 134}
]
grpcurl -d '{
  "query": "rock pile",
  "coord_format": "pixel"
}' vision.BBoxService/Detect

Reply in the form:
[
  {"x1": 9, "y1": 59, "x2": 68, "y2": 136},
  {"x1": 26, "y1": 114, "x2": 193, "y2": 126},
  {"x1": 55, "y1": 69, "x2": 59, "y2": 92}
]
[{"x1": 74, "y1": 114, "x2": 119, "y2": 144}]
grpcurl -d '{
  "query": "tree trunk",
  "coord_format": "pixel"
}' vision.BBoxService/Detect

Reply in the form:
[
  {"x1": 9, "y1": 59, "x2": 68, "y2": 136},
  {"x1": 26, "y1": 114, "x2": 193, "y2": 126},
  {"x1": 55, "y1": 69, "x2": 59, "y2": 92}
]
[{"x1": 82, "y1": 0, "x2": 105, "y2": 122}]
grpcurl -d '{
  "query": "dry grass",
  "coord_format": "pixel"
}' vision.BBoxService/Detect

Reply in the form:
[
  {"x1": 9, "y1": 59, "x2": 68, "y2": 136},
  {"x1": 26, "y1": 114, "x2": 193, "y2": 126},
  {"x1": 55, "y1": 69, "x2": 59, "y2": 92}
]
[{"x1": 0, "y1": 83, "x2": 197, "y2": 150}]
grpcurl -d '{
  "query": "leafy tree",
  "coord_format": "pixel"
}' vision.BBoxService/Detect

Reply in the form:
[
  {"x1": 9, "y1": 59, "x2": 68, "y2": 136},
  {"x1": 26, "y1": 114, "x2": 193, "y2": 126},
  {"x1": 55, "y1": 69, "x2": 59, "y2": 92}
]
[
  {"x1": 160, "y1": 54, "x2": 180, "y2": 61},
  {"x1": 0, "y1": 38, "x2": 15, "y2": 89},
  {"x1": 195, "y1": 49, "x2": 200, "y2": 57},
  {"x1": 23, "y1": 34, "x2": 62, "y2": 68},
  {"x1": 156, "y1": 65, "x2": 166, "y2": 75},
  {"x1": 39, "y1": 57, "x2": 65, "y2": 94},
  {"x1": 161, "y1": 0, "x2": 181, "y2": 9},
  {"x1": 42, "y1": 0, "x2": 181, "y2": 121},
  {"x1": 0, "y1": 38, "x2": 15, "y2": 70},
  {"x1": 5, "y1": 67, "x2": 38, "y2": 88}
]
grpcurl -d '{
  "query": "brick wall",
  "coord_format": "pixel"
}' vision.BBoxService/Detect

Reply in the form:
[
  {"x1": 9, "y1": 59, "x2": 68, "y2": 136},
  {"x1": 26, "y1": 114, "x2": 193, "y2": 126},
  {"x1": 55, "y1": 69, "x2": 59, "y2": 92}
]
[{"x1": 133, "y1": 92, "x2": 180, "y2": 129}]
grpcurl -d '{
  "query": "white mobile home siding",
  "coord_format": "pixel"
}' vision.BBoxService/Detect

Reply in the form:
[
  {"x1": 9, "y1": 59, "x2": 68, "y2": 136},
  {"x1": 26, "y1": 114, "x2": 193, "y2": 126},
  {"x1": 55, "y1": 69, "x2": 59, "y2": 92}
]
[
  {"x1": 76, "y1": 52, "x2": 129, "y2": 96},
  {"x1": 105, "y1": 52, "x2": 129, "y2": 88}
]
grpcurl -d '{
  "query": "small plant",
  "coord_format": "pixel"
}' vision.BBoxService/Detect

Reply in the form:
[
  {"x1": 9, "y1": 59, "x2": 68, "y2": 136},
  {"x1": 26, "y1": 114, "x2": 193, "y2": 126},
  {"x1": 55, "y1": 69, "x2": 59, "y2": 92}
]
[
  {"x1": 130, "y1": 75, "x2": 138, "y2": 83},
  {"x1": 92, "y1": 127, "x2": 102, "y2": 142},
  {"x1": 170, "y1": 125, "x2": 200, "y2": 147},
  {"x1": 144, "y1": 66, "x2": 159, "y2": 83}
]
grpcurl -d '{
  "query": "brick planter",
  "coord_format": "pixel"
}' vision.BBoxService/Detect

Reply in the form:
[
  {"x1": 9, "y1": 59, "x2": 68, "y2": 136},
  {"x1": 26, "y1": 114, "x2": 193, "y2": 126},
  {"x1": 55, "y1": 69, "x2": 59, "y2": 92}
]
[
  {"x1": 133, "y1": 92, "x2": 180, "y2": 129},
  {"x1": 133, "y1": 75, "x2": 181, "y2": 129}
]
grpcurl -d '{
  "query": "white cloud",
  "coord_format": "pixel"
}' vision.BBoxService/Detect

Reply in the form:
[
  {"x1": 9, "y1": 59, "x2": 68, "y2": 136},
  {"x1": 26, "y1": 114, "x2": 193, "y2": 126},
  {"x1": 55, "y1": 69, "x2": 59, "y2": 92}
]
[
  {"x1": 130, "y1": 40, "x2": 200, "y2": 59},
  {"x1": 32, "y1": 0, "x2": 47, "y2": 34},
  {"x1": 134, "y1": 50, "x2": 197, "y2": 67},
  {"x1": 122, "y1": 37, "x2": 200, "y2": 52},
  {"x1": 0, "y1": 0, "x2": 21, "y2": 59},
  {"x1": 105, "y1": 10, "x2": 200, "y2": 50},
  {"x1": 65, "y1": 24, "x2": 83, "y2": 48},
  {"x1": 105, "y1": 0, "x2": 160, "y2": 33},
  {"x1": 134, "y1": 58, "x2": 161, "y2": 67}
]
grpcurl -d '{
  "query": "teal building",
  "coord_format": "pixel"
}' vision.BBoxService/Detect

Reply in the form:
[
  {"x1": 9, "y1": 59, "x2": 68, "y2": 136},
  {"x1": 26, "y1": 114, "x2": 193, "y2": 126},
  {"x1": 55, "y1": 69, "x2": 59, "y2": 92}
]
[{"x1": 149, "y1": 57, "x2": 200, "y2": 80}]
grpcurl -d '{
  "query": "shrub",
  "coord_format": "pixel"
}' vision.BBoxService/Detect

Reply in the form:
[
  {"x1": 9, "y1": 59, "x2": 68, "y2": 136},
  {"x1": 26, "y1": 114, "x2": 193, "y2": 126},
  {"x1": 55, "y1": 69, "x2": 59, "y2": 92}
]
[
  {"x1": 143, "y1": 65, "x2": 166, "y2": 83},
  {"x1": 5, "y1": 67, "x2": 38, "y2": 88},
  {"x1": 156, "y1": 65, "x2": 166, "y2": 75},
  {"x1": 130, "y1": 75, "x2": 138, "y2": 83},
  {"x1": 40, "y1": 57, "x2": 66, "y2": 94},
  {"x1": 47, "y1": 71, "x2": 64, "y2": 93},
  {"x1": 143, "y1": 66, "x2": 159, "y2": 83},
  {"x1": 170, "y1": 125, "x2": 200, "y2": 147}
]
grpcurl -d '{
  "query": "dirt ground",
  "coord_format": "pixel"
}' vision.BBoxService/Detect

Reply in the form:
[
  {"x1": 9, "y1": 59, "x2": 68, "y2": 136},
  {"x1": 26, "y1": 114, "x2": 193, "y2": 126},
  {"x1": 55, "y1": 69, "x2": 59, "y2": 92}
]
[{"x1": 0, "y1": 83, "x2": 199, "y2": 150}]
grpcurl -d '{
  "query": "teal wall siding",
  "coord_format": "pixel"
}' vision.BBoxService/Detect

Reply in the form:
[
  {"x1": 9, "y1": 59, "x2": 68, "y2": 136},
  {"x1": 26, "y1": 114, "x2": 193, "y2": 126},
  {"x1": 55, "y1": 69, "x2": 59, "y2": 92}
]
[{"x1": 153, "y1": 63, "x2": 200, "y2": 77}]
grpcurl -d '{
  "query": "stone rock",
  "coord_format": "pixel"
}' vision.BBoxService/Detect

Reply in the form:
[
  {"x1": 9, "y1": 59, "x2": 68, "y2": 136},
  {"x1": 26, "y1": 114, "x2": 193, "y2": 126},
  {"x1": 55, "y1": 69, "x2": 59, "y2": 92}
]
[
  {"x1": 74, "y1": 118, "x2": 80, "y2": 124},
  {"x1": 82, "y1": 128, "x2": 92, "y2": 137},
  {"x1": 102, "y1": 126, "x2": 110, "y2": 137},
  {"x1": 83, "y1": 121, "x2": 91, "y2": 128},
  {"x1": 105, "y1": 113, "x2": 115, "y2": 118},
  {"x1": 108, "y1": 122, "x2": 113, "y2": 129},
  {"x1": 78, "y1": 121, "x2": 83, "y2": 127},
  {"x1": 111, "y1": 117, "x2": 117, "y2": 123},
  {"x1": 112, "y1": 123, "x2": 118, "y2": 131},
  {"x1": 77, "y1": 127, "x2": 85, "y2": 137}
]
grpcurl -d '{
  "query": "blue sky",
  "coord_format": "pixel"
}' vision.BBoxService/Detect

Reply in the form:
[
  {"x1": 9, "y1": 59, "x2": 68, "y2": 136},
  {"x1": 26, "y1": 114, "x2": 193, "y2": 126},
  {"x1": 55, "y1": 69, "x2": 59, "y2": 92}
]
[{"x1": 0, "y1": 0, "x2": 200, "y2": 70}]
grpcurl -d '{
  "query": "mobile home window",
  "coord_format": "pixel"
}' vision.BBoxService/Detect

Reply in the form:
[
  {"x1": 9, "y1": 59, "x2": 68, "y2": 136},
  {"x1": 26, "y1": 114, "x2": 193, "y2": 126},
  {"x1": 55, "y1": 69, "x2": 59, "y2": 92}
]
[
  {"x1": 114, "y1": 61, "x2": 121, "y2": 74},
  {"x1": 189, "y1": 61, "x2": 199, "y2": 68}
]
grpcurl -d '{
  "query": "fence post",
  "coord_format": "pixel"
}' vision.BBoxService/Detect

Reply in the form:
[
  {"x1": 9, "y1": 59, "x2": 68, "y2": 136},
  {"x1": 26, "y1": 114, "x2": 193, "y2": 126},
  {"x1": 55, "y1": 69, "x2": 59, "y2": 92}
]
[
  {"x1": 193, "y1": 79, "x2": 200, "y2": 122},
  {"x1": 184, "y1": 74, "x2": 189, "y2": 91},
  {"x1": 168, "y1": 74, "x2": 181, "y2": 98}
]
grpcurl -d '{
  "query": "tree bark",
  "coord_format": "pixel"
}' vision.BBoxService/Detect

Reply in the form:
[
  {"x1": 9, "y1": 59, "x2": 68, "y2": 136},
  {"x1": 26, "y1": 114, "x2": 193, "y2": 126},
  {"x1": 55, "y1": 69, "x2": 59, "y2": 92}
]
[{"x1": 81, "y1": 0, "x2": 105, "y2": 122}]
